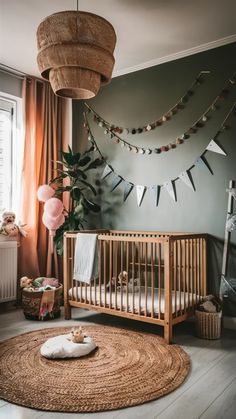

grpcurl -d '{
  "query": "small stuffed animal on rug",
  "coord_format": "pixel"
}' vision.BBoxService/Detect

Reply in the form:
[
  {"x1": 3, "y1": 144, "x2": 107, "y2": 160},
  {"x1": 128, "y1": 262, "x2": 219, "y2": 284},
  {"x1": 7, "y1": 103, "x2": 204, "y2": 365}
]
[
  {"x1": 20, "y1": 276, "x2": 33, "y2": 289},
  {"x1": 68, "y1": 327, "x2": 85, "y2": 343}
]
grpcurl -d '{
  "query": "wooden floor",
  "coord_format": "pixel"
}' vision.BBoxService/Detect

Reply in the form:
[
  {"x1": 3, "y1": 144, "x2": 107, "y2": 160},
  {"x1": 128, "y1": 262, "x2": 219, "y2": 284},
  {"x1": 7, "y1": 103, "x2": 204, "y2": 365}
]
[{"x1": 0, "y1": 307, "x2": 235, "y2": 419}]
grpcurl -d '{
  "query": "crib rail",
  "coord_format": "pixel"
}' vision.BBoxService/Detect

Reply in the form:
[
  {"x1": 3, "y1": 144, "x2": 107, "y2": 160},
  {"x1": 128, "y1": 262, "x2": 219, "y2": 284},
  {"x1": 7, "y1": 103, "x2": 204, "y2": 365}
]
[{"x1": 63, "y1": 230, "x2": 207, "y2": 342}]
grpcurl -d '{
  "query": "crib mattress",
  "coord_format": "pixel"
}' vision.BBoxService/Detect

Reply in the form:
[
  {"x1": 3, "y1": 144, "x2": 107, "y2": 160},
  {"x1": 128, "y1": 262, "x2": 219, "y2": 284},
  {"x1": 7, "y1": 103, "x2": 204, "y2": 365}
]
[{"x1": 69, "y1": 286, "x2": 198, "y2": 315}]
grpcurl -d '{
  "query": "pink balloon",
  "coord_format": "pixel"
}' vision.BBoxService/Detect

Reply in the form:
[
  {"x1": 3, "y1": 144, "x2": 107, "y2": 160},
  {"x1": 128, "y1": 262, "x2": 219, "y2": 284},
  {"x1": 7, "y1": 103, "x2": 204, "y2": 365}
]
[
  {"x1": 44, "y1": 197, "x2": 64, "y2": 217},
  {"x1": 42, "y1": 212, "x2": 65, "y2": 230},
  {"x1": 37, "y1": 185, "x2": 55, "y2": 202}
]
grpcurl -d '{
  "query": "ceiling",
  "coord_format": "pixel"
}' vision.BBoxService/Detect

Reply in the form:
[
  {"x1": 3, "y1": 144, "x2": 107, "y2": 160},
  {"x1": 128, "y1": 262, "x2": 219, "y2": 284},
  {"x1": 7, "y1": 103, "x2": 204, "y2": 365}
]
[{"x1": 0, "y1": 0, "x2": 235, "y2": 78}]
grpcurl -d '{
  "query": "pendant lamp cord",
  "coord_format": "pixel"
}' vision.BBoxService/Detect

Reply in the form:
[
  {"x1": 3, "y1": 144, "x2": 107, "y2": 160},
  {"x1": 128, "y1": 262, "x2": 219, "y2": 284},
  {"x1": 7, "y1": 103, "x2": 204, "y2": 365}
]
[{"x1": 77, "y1": 0, "x2": 79, "y2": 11}]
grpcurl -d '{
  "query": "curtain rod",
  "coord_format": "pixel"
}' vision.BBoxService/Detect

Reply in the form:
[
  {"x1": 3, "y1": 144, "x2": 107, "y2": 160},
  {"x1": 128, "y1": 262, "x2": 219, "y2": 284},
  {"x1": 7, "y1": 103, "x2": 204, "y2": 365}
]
[{"x1": 0, "y1": 63, "x2": 45, "y2": 83}]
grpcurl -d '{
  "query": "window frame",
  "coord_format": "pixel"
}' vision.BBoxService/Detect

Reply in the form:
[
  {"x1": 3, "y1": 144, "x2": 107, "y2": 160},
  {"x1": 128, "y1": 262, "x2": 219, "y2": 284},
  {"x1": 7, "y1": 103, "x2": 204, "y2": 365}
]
[{"x1": 0, "y1": 92, "x2": 23, "y2": 216}]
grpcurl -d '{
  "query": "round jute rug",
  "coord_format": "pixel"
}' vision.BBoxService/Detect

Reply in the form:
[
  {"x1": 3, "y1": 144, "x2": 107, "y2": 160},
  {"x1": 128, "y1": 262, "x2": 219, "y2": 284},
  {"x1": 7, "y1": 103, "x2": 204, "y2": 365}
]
[{"x1": 0, "y1": 326, "x2": 190, "y2": 413}]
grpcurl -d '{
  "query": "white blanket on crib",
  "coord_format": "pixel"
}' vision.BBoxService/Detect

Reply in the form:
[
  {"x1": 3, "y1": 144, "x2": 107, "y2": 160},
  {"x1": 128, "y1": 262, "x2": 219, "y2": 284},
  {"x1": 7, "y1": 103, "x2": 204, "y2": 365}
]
[{"x1": 73, "y1": 233, "x2": 98, "y2": 284}]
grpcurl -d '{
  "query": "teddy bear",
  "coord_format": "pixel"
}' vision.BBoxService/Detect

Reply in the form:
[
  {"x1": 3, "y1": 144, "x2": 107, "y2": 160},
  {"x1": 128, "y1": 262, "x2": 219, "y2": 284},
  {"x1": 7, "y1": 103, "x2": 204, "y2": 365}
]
[
  {"x1": 68, "y1": 326, "x2": 85, "y2": 343},
  {"x1": 118, "y1": 271, "x2": 129, "y2": 287},
  {"x1": 0, "y1": 211, "x2": 27, "y2": 237},
  {"x1": 20, "y1": 276, "x2": 34, "y2": 290},
  {"x1": 0, "y1": 212, "x2": 19, "y2": 237}
]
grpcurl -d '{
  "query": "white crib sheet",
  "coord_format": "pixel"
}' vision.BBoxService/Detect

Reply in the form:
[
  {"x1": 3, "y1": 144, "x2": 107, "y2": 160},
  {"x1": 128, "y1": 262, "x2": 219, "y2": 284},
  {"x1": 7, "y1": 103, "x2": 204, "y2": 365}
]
[{"x1": 69, "y1": 286, "x2": 198, "y2": 315}]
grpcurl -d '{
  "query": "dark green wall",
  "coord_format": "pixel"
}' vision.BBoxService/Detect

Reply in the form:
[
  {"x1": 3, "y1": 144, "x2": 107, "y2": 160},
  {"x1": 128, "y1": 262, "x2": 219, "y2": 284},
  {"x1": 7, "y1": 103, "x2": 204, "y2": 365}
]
[{"x1": 73, "y1": 43, "x2": 236, "y2": 296}]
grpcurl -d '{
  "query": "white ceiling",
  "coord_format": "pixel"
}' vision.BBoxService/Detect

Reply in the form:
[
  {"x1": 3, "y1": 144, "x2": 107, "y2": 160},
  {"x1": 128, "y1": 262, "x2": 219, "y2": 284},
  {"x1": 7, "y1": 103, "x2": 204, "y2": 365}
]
[{"x1": 0, "y1": 0, "x2": 236, "y2": 78}]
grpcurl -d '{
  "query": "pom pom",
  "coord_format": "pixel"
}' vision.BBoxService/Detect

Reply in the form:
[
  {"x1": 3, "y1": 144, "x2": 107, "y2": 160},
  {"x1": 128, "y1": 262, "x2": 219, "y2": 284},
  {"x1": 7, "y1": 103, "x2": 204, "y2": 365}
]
[
  {"x1": 44, "y1": 198, "x2": 63, "y2": 217},
  {"x1": 42, "y1": 212, "x2": 65, "y2": 230},
  {"x1": 37, "y1": 185, "x2": 55, "y2": 202}
]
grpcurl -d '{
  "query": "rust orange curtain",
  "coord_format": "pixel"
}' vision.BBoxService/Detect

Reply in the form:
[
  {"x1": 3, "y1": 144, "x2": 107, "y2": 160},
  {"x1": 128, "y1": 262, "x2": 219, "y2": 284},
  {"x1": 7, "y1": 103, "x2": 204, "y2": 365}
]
[{"x1": 19, "y1": 77, "x2": 70, "y2": 279}]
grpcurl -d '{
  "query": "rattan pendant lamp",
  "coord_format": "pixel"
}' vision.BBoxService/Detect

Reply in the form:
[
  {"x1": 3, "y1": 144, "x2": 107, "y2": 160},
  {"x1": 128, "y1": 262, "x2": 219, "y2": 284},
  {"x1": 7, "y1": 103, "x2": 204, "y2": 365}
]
[{"x1": 36, "y1": 1, "x2": 116, "y2": 99}]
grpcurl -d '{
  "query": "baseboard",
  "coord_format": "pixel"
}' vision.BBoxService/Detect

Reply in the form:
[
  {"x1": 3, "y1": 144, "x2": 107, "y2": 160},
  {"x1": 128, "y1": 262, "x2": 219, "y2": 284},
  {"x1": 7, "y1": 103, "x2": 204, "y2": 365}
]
[{"x1": 223, "y1": 316, "x2": 236, "y2": 330}]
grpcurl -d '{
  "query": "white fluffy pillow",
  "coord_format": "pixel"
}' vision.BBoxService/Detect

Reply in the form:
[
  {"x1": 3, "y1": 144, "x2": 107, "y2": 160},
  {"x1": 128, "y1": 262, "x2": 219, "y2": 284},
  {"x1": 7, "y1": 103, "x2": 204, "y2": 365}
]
[{"x1": 40, "y1": 334, "x2": 96, "y2": 359}]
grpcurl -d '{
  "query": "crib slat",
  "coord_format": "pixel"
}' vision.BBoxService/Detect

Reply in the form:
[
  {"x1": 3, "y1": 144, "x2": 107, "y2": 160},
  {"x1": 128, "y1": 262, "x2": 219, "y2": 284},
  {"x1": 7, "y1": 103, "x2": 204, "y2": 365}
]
[
  {"x1": 145, "y1": 242, "x2": 147, "y2": 317},
  {"x1": 126, "y1": 241, "x2": 129, "y2": 312},
  {"x1": 186, "y1": 239, "x2": 190, "y2": 309},
  {"x1": 158, "y1": 243, "x2": 161, "y2": 319},
  {"x1": 99, "y1": 239, "x2": 102, "y2": 307},
  {"x1": 203, "y1": 238, "x2": 207, "y2": 296},
  {"x1": 191, "y1": 239, "x2": 194, "y2": 305},
  {"x1": 197, "y1": 238, "x2": 200, "y2": 303},
  {"x1": 174, "y1": 241, "x2": 177, "y2": 317},
  {"x1": 138, "y1": 242, "x2": 141, "y2": 315},
  {"x1": 178, "y1": 240, "x2": 181, "y2": 314},
  {"x1": 70, "y1": 239, "x2": 74, "y2": 302},
  {"x1": 151, "y1": 242, "x2": 154, "y2": 318},
  {"x1": 114, "y1": 241, "x2": 117, "y2": 310},
  {"x1": 194, "y1": 239, "x2": 197, "y2": 305},
  {"x1": 183, "y1": 240, "x2": 186, "y2": 313},
  {"x1": 109, "y1": 240, "x2": 112, "y2": 309},
  {"x1": 120, "y1": 241, "x2": 123, "y2": 311},
  {"x1": 132, "y1": 241, "x2": 135, "y2": 314},
  {"x1": 104, "y1": 240, "x2": 107, "y2": 308}
]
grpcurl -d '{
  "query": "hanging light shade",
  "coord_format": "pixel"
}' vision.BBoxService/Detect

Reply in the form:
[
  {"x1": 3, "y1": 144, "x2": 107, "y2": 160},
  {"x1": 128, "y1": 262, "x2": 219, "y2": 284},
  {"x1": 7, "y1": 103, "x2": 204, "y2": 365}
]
[{"x1": 36, "y1": 11, "x2": 116, "y2": 99}]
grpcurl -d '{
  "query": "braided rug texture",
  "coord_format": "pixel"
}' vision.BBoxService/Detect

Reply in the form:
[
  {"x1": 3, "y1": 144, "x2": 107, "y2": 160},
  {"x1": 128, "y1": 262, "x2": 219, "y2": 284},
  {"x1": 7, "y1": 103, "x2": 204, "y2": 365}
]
[{"x1": 0, "y1": 326, "x2": 190, "y2": 412}]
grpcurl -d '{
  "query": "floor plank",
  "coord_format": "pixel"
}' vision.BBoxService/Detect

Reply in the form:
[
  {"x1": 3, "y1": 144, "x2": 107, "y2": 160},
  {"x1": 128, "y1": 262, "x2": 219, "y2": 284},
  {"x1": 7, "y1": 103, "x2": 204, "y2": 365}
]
[
  {"x1": 154, "y1": 352, "x2": 236, "y2": 419},
  {"x1": 199, "y1": 377, "x2": 236, "y2": 419}
]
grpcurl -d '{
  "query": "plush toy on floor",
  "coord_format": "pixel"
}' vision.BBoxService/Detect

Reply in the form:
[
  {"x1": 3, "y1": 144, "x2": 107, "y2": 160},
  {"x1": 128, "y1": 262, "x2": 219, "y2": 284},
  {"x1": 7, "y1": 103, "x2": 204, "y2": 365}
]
[{"x1": 68, "y1": 326, "x2": 85, "y2": 343}]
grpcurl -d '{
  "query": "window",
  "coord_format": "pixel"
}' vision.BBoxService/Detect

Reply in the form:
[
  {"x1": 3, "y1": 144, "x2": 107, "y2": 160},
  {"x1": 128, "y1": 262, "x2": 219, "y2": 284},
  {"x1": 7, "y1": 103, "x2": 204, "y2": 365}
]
[{"x1": 0, "y1": 93, "x2": 23, "y2": 217}]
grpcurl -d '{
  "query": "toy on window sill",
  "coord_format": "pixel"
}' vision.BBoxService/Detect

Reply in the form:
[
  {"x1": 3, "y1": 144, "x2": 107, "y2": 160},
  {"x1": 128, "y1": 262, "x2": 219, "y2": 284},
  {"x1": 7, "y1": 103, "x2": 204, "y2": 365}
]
[{"x1": 0, "y1": 211, "x2": 27, "y2": 238}]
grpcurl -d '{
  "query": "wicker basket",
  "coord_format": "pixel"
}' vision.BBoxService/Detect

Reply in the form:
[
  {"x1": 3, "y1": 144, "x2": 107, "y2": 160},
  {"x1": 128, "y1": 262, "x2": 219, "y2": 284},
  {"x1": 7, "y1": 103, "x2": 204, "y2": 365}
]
[
  {"x1": 195, "y1": 310, "x2": 222, "y2": 339},
  {"x1": 22, "y1": 285, "x2": 63, "y2": 320}
]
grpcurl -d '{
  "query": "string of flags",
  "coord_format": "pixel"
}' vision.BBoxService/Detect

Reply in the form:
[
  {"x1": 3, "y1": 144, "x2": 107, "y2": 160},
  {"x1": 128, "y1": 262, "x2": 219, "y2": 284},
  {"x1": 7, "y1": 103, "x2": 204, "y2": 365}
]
[
  {"x1": 85, "y1": 71, "x2": 236, "y2": 156},
  {"x1": 85, "y1": 71, "x2": 211, "y2": 134},
  {"x1": 84, "y1": 101, "x2": 236, "y2": 207}
]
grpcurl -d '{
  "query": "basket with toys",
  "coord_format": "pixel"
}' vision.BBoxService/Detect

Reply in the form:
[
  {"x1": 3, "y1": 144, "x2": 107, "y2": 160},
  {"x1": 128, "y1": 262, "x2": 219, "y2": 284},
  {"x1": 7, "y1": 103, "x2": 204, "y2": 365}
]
[{"x1": 20, "y1": 276, "x2": 63, "y2": 320}]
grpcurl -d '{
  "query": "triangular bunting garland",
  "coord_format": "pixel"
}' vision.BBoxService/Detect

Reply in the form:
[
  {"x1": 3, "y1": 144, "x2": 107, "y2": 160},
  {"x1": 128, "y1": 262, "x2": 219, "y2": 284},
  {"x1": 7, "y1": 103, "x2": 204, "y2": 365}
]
[
  {"x1": 163, "y1": 181, "x2": 177, "y2": 202},
  {"x1": 101, "y1": 164, "x2": 113, "y2": 180},
  {"x1": 179, "y1": 171, "x2": 195, "y2": 191},
  {"x1": 110, "y1": 174, "x2": 123, "y2": 192},
  {"x1": 123, "y1": 181, "x2": 134, "y2": 202},
  {"x1": 195, "y1": 156, "x2": 213, "y2": 174},
  {"x1": 150, "y1": 185, "x2": 161, "y2": 206},
  {"x1": 136, "y1": 185, "x2": 146, "y2": 207},
  {"x1": 206, "y1": 140, "x2": 227, "y2": 156}
]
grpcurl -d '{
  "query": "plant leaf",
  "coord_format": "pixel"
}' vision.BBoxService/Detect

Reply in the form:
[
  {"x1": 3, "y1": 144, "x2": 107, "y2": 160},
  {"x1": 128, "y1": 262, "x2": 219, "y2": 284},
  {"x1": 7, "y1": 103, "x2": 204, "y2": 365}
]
[
  {"x1": 77, "y1": 179, "x2": 97, "y2": 195},
  {"x1": 78, "y1": 155, "x2": 91, "y2": 167},
  {"x1": 83, "y1": 198, "x2": 100, "y2": 213},
  {"x1": 71, "y1": 187, "x2": 81, "y2": 200},
  {"x1": 84, "y1": 158, "x2": 104, "y2": 171}
]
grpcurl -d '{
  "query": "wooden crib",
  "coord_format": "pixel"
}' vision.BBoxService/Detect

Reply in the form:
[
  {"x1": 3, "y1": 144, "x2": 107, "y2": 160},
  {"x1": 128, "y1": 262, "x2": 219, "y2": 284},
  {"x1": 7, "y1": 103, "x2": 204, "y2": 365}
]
[{"x1": 63, "y1": 230, "x2": 207, "y2": 343}]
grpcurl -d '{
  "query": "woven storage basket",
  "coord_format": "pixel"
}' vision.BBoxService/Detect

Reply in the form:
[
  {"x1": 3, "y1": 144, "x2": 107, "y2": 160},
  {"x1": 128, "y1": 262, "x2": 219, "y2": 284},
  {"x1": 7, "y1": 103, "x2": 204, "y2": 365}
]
[
  {"x1": 195, "y1": 310, "x2": 222, "y2": 339},
  {"x1": 22, "y1": 285, "x2": 62, "y2": 320}
]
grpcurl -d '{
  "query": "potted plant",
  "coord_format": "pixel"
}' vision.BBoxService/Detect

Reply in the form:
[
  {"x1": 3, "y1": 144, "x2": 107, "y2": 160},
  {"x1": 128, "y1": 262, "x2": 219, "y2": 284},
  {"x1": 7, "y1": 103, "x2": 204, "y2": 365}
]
[{"x1": 50, "y1": 145, "x2": 103, "y2": 255}]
